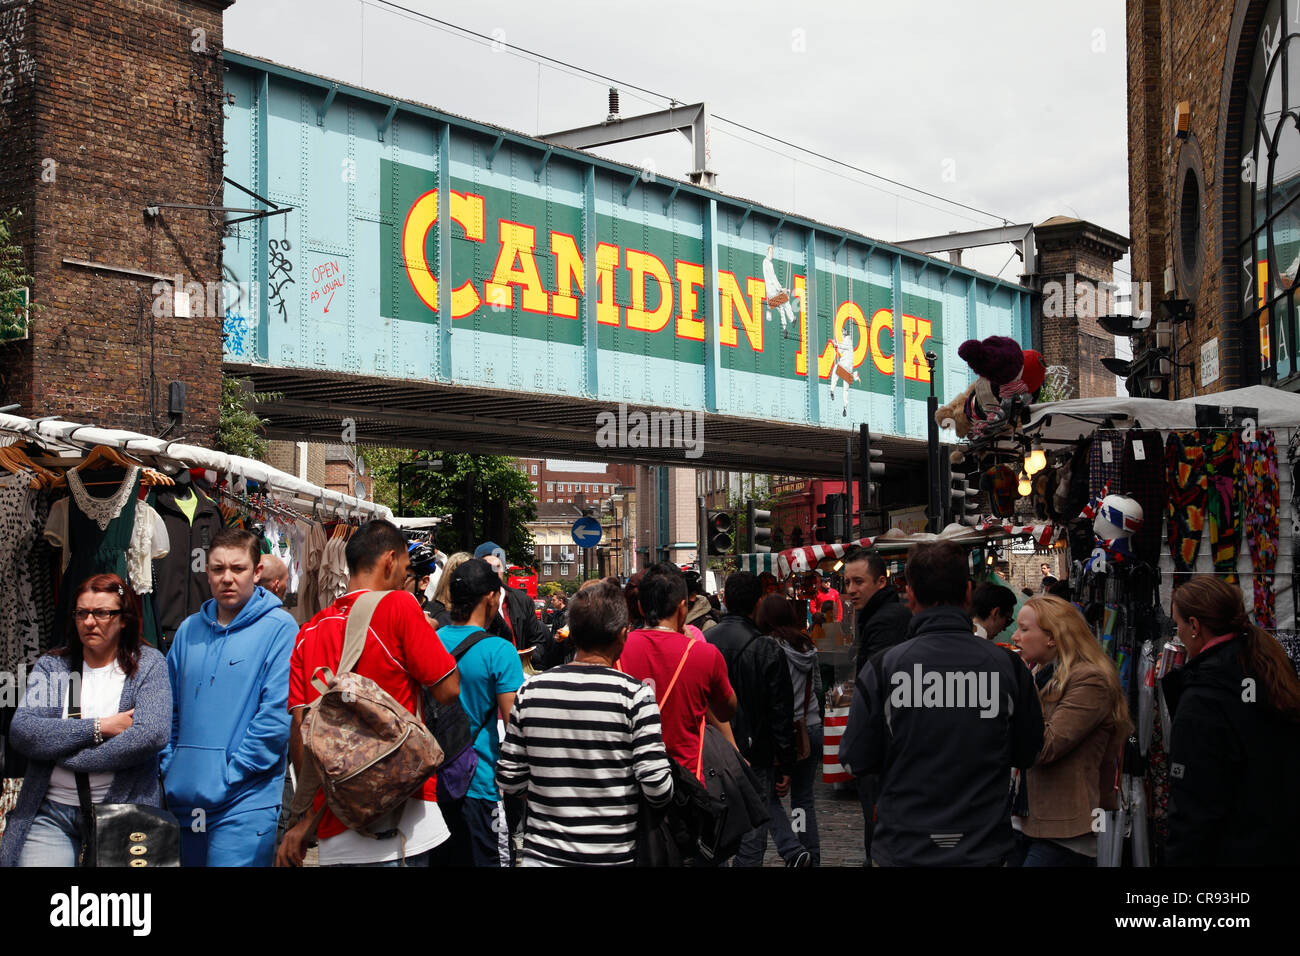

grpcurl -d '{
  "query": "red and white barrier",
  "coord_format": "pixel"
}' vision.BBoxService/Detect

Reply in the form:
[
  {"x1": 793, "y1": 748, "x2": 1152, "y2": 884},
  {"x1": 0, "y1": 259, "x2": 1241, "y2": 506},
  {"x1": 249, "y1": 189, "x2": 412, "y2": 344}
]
[{"x1": 822, "y1": 706, "x2": 852, "y2": 784}]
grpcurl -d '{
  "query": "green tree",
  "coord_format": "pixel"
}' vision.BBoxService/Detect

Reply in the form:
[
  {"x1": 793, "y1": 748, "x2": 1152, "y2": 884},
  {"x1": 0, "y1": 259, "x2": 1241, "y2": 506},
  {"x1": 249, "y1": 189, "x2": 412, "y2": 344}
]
[
  {"x1": 216, "y1": 374, "x2": 281, "y2": 459},
  {"x1": 0, "y1": 208, "x2": 33, "y2": 342},
  {"x1": 371, "y1": 449, "x2": 537, "y2": 566},
  {"x1": 725, "y1": 473, "x2": 800, "y2": 553}
]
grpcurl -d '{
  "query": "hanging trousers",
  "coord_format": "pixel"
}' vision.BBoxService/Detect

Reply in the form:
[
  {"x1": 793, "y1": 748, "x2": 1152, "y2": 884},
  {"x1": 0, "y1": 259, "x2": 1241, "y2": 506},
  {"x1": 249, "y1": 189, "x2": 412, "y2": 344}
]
[
  {"x1": 1203, "y1": 430, "x2": 1242, "y2": 583},
  {"x1": 1165, "y1": 431, "x2": 1208, "y2": 578}
]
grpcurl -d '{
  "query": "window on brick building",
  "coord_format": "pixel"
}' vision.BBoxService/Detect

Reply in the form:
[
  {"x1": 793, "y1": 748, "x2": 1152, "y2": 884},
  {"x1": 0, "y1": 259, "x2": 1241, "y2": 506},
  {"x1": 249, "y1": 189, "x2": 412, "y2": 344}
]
[{"x1": 1237, "y1": 0, "x2": 1300, "y2": 383}]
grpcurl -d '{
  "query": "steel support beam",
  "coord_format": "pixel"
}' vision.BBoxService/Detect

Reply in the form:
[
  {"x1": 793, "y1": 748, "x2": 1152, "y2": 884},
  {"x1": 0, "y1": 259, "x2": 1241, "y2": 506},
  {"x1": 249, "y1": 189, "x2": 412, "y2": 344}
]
[
  {"x1": 317, "y1": 84, "x2": 338, "y2": 125},
  {"x1": 377, "y1": 100, "x2": 398, "y2": 141},
  {"x1": 541, "y1": 102, "x2": 715, "y2": 185},
  {"x1": 806, "y1": 228, "x2": 820, "y2": 424},
  {"x1": 255, "y1": 71, "x2": 270, "y2": 363},
  {"x1": 437, "y1": 122, "x2": 453, "y2": 380},
  {"x1": 896, "y1": 223, "x2": 1037, "y2": 275},
  {"x1": 582, "y1": 164, "x2": 599, "y2": 398},
  {"x1": 892, "y1": 257, "x2": 905, "y2": 434},
  {"x1": 703, "y1": 197, "x2": 720, "y2": 413}
]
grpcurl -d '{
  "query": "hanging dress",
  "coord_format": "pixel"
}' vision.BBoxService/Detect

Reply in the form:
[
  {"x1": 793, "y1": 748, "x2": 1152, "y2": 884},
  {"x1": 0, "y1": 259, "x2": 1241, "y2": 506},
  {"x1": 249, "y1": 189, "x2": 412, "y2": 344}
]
[{"x1": 43, "y1": 467, "x2": 168, "y2": 633}]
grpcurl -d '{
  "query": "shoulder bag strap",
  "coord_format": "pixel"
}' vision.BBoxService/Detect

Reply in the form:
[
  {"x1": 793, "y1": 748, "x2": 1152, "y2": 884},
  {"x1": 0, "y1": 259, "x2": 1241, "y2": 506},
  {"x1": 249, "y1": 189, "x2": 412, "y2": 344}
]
[
  {"x1": 65, "y1": 669, "x2": 96, "y2": 866},
  {"x1": 801, "y1": 669, "x2": 814, "y2": 719},
  {"x1": 658, "y1": 638, "x2": 696, "y2": 709}
]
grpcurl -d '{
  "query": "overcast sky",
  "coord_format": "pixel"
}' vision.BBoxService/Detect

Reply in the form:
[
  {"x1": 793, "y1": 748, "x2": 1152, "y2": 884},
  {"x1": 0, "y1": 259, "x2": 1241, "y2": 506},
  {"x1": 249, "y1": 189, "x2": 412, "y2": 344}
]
[{"x1": 226, "y1": 0, "x2": 1131, "y2": 287}]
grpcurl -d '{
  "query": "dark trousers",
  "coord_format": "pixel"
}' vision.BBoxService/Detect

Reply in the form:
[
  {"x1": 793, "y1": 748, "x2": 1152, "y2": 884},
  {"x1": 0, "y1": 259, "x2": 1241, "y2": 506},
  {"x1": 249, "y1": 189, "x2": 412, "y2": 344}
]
[
  {"x1": 856, "y1": 773, "x2": 879, "y2": 864},
  {"x1": 430, "y1": 791, "x2": 508, "y2": 867},
  {"x1": 1022, "y1": 837, "x2": 1095, "y2": 867}
]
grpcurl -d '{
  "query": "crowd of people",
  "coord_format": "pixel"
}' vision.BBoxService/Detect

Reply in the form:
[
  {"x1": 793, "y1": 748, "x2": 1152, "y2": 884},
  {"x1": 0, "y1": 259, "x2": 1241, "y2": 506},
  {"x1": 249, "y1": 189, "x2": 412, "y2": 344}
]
[{"x1": 2, "y1": 518, "x2": 1297, "y2": 868}]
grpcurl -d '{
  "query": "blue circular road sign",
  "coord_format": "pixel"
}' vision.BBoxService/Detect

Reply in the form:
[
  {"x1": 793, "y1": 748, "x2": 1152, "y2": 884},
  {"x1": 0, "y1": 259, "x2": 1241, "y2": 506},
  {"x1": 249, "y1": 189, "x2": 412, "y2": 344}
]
[{"x1": 572, "y1": 515, "x2": 603, "y2": 548}]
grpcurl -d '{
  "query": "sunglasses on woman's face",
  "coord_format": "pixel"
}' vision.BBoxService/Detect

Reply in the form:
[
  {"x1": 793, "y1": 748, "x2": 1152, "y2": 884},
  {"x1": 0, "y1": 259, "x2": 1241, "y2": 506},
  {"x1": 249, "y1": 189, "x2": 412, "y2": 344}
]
[{"x1": 73, "y1": 609, "x2": 122, "y2": 622}]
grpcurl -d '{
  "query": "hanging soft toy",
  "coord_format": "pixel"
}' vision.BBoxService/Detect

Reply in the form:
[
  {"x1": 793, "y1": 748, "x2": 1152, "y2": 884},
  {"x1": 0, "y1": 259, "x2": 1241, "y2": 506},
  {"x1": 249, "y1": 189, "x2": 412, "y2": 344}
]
[
  {"x1": 1080, "y1": 480, "x2": 1145, "y2": 573},
  {"x1": 954, "y1": 335, "x2": 1046, "y2": 441}
]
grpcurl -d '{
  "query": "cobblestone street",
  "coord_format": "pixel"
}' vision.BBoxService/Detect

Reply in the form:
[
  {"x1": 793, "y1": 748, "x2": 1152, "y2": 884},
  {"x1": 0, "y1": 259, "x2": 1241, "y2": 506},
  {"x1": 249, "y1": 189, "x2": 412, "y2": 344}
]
[{"x1": 762, "y1": 780, "x2": 867, "y2": 867}]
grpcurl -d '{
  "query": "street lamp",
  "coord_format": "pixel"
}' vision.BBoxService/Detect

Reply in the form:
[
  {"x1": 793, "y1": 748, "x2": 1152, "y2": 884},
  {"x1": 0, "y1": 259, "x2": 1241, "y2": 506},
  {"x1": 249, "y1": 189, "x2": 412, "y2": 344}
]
[
  {"x1": 925, "y1": 350, "x2": 942, "y2": 533},
  {"x1": 396, "y1": 458, "x2": 443, "y2": 517}
]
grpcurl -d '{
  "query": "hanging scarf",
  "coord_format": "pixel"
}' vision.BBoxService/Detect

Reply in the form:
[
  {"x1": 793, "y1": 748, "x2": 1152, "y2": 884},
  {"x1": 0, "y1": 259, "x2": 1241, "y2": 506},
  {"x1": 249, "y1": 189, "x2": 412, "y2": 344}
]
[{"x1": 1240, "y1": 431, "x2": 1280, "y2": 629}]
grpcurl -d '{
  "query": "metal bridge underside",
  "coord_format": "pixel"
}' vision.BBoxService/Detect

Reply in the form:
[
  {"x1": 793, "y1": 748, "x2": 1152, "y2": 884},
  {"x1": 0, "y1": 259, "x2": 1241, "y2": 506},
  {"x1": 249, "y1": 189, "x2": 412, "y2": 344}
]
[{"x1": 229, "y1": 364, "x2": 927, "y2": 478}]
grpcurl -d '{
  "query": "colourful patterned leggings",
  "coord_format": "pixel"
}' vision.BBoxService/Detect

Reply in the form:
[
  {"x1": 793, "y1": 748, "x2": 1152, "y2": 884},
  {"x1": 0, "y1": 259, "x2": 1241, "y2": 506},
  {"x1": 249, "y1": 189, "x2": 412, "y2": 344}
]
[
  {"x1": 1240, "y1": 431, "x2": 1280, "y2": 629},
  {"x1": 1165, "y1": 431, "x2": 1207, "y2": 575},
  {"x1": 1204, "y1": 430, "x2": 1242, "y2": 583},
  {"x1": 1167, "y1": 430, "x2": 1246, "y2": 583}
]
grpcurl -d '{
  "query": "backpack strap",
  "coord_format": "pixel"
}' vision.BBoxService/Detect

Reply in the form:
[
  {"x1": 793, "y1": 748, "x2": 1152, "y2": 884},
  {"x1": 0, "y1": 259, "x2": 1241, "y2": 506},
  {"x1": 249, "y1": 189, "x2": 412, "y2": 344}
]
[
  {"x1": 450, "y1": 628, "x2": 500, "y2": 737},
  {"x1": 310, "y1": 589, "x2": 390, "y2": 696},
  {"x1": 450, "y1": 628, "x2": 491, "y2": 663}
]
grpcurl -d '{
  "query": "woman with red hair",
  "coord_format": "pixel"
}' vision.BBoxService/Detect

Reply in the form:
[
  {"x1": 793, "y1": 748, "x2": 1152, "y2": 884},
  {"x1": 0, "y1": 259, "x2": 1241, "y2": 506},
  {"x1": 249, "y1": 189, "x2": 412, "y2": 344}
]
[
  {"x1": 0, "y1": 574, "x2": 171, "y2": 867},
  {"x1": 1166, "y1": 576, "x2": 1300, "y2": 865}
]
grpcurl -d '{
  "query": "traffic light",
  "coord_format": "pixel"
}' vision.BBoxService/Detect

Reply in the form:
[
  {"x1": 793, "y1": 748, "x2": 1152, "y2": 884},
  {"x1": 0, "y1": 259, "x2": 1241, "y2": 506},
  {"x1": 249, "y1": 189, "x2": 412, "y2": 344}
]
[
  {"x1": 747, "y1": 500, "x2": 772, "y2": 554},
  {"x1": 706, "y1": 510, "x2": 734, "y2": 555},
  {"x1": 815, "y1": 494, "x2": 848, "y2": 543},
  {"x1": 943, "y1": 458, "x2": 981, "y2": 526},
  {"x1": 861, "y1": 425, "x2": 885, "y2": 510}
]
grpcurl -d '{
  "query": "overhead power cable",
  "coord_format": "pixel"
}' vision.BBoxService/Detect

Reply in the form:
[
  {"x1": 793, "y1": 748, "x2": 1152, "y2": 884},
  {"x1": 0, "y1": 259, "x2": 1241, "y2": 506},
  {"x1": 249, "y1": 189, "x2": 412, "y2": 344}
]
[{"x1": 367, "y1": 0, "x2": 1013, "y2": 226}]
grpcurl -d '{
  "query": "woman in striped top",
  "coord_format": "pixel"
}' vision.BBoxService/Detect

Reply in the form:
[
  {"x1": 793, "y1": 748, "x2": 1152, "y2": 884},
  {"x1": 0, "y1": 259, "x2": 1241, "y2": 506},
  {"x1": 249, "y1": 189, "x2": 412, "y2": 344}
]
[{"x1": 498, "y1": 580, "x2": 673, "y2": 866}]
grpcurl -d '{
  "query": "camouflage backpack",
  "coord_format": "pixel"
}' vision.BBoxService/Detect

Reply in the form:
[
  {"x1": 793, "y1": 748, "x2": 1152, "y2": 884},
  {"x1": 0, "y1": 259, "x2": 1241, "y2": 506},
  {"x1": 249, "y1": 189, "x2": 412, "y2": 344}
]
[{"x1": 299, "y1": 590, "x2": 445, "y2": 836}]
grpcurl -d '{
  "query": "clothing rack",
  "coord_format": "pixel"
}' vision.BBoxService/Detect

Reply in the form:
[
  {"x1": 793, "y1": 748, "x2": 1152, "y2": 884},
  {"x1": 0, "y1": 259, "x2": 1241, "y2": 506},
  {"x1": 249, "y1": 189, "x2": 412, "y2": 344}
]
[{"x1": 0, "y1": 411, "x2": 391, "y2": 522}]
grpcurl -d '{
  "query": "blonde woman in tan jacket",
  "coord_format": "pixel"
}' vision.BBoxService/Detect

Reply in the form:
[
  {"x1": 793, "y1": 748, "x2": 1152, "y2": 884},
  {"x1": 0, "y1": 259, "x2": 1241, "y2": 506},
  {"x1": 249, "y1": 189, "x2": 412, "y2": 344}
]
[{"x1": 1012, "y1": 596, "x2": 1129, "y2": 866}]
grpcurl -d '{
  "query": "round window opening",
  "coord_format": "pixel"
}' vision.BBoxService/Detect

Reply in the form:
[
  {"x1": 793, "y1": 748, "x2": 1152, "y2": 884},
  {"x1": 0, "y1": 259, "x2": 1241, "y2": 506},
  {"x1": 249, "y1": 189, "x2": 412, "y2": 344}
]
[{"x1": 1179, "y1": 166, "x2": 1202, "y2": 280}]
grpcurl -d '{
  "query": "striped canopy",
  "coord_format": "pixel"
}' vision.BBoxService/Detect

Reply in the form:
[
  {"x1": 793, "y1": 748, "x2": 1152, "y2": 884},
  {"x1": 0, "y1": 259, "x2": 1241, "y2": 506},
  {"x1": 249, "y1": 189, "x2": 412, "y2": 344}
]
[{"x1": 777, "y1": 523, "x2": 1056, "y2": 578}]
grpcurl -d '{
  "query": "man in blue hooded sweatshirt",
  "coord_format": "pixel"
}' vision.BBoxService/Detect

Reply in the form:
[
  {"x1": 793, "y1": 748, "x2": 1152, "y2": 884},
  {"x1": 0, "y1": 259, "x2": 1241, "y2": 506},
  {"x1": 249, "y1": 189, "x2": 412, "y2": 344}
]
[{"x1": 160, "y1": 527, "x2": 297, "y2": 866}]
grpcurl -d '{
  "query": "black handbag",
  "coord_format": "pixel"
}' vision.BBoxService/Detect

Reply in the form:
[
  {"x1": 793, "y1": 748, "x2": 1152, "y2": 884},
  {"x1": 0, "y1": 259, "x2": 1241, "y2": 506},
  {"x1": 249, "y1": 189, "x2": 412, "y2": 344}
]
[{"x1": 68, "y1": 673, "x2": 180, "y2": 868}]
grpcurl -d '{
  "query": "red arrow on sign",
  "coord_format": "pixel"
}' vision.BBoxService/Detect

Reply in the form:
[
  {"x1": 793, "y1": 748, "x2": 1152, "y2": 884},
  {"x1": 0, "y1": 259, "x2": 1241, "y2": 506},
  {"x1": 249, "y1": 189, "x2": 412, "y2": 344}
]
[{"x1": 323, "y1": 289, "x2": 336, "y2": 313}]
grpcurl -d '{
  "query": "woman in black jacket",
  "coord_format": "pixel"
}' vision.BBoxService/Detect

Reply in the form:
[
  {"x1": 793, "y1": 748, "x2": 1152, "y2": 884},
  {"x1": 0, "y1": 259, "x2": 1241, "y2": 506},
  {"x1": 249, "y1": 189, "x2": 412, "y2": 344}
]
[{"x1": 1165, "y1": 576, "x2": 1300, "y2": 865}]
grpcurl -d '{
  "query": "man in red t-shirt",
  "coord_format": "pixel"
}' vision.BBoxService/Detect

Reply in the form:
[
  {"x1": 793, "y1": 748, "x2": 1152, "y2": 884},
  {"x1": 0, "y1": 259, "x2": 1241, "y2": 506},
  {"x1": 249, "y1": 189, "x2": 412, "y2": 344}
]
[
  {"x1": 809, "y1": 573, "x2": 843, "y2": 623},
  {"x1": 620, "y1": 563, "x2": 736, "y2": 778},
  {"x1": 275, "y1": 520, "x2": 460, "y2": 867}
]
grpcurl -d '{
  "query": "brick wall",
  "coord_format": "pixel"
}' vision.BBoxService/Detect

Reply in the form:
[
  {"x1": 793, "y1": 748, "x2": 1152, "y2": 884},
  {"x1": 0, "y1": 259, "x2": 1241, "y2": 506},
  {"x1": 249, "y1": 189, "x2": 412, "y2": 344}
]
[
  {"x1": 1126, "y1": 0, "x2": 1266, "y2": 394},
  {"x1": 0, "y1": 0, "x2": 232, "y2": 439},
  {"x1": 1034, "y1": 218, "x2": 1128, "y2": 399}
]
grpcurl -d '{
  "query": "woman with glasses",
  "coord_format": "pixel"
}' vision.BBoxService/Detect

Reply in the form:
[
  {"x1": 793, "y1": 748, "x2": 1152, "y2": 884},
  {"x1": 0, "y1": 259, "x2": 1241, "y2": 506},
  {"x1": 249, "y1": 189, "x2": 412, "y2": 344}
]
[{"x1": 0, "y1": 573, "x2": 171, "y2": 867}]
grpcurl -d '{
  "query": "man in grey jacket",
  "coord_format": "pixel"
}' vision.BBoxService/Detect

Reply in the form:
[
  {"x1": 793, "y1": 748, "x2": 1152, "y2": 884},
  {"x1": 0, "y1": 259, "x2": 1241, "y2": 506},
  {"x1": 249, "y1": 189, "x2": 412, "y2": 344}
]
[{"x1": 840, "y1": 541, "x2": 1043, "y2": 866}]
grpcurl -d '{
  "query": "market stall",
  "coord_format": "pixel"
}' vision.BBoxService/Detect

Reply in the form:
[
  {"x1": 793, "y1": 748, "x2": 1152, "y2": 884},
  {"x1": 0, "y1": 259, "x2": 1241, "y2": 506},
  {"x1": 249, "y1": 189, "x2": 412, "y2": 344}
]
[
  {"x1": 984, "y1": 385, "x2": 1299, "y2": 864},
  {"x1": 0, "y1": 411, "x2": 392, "y2": 835}
]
